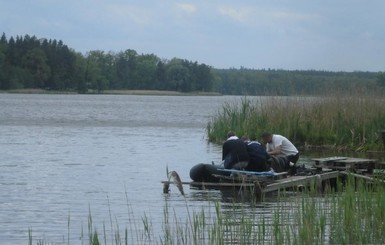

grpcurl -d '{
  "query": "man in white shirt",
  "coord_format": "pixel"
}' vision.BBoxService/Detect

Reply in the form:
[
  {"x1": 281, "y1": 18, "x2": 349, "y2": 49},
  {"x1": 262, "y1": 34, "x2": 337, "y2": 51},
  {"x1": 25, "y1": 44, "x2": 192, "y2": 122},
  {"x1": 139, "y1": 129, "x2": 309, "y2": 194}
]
[{"x1": 261, "y1": 132, "x2": 299, "y2": 174}]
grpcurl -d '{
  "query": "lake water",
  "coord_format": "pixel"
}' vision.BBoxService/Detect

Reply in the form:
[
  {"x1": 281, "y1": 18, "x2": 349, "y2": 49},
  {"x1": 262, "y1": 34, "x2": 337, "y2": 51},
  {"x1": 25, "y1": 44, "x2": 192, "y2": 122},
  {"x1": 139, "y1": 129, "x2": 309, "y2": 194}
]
[{"x1": 0, "y1": 94, "x2": 335, "y2": 244}]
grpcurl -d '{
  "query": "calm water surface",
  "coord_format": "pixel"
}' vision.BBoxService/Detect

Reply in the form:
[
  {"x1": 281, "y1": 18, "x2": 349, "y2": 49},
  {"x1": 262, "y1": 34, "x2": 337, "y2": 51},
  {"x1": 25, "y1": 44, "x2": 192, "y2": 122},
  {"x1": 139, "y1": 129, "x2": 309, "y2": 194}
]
[{"x1": 0, "y1": 94, "x2": 320, "y2": 244}]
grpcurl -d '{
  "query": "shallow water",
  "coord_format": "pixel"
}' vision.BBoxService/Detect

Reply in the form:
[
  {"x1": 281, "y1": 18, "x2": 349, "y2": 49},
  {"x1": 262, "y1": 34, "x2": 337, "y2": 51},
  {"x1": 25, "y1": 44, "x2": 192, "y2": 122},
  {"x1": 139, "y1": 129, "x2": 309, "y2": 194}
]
[
  {"x1": 0, "y1": 94, "x2": 250, "y2": 244},
  {"x1": 1, "y1": 94, "x2": 378, "y2": 244}
]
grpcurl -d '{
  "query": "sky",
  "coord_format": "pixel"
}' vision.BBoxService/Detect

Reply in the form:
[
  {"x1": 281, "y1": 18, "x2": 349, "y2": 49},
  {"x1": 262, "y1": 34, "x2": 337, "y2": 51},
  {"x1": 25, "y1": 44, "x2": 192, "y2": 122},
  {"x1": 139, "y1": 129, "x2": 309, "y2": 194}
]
[{"x1": 1, "y1": 0, "x2": 385, "y2": 72}]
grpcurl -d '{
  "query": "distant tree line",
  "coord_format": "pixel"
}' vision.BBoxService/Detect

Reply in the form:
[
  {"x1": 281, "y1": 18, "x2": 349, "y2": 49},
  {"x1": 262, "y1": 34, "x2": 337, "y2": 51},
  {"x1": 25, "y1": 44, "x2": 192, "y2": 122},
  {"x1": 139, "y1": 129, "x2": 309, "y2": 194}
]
[
  {"x1": 0, "y1": 33, "x2": 384, "y2": 95},
  {"x1": 0, "y1": 33, "x2": 213, "y2": 93},
  {"x1": 214, "y1": 68, "x2": 383, "y2": 95}
]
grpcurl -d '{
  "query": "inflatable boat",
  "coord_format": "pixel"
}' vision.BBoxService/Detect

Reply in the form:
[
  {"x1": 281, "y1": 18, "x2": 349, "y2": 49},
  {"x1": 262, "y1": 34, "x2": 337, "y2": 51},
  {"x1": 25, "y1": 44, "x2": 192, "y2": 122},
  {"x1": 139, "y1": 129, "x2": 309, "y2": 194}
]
[
  {"x1": 189, "y1": 163, "x2": 229, "y2": 183},
  {"x1": 189, "y1": 162, "x2": 277, "y2": 183}
]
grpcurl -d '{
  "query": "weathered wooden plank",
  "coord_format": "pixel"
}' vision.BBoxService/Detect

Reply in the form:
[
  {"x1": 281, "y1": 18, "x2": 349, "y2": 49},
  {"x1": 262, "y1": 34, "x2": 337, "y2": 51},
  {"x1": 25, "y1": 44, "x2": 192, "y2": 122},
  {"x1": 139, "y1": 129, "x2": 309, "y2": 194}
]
[
  {"x1": 162, "y1": 171, "x2": 341, "y2": 193},
  {"x1": 161, "y1": 180, "x2": 255, "y2": 187},
  {"x1": 313, "y1": 157, "x2": 377, "y2": 175},
  {"x1": 262, "y1": 171, "x2": 341, "y2": 193},
  {"x1": 340, "y1": 171, "x2": 385, "y2": 184},
  {"x1": 312, "y1": 157, "x2": 347, "y2": 163},
  {"x1": 312, "y1": 157, "x2": 376, "y2": 165},
  {"x1": 375, "y1": 162, "x2": 385, "y2": 169},
  {"x1": 336, "y1": 158, "x2": 376, "y2": 163}
]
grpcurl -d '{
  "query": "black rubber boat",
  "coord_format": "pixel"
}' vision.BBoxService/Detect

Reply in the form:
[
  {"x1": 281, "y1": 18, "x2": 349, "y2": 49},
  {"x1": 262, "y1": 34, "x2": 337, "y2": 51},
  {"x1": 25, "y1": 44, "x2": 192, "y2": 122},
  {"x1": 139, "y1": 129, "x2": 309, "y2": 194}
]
[{"x1": 189, "y1": 163, "x2": 230, "y2": 183}]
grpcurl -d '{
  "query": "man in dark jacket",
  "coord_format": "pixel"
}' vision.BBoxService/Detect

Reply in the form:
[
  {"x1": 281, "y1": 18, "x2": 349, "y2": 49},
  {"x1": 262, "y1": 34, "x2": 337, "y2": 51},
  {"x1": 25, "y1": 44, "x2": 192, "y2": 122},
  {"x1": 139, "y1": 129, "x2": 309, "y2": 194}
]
[
  {"x1": 222, "y1": 131, "x2": 249, "y2": 169},
  {"x1": 243, "y1": 138, "x2": 270, "y2": 172}
]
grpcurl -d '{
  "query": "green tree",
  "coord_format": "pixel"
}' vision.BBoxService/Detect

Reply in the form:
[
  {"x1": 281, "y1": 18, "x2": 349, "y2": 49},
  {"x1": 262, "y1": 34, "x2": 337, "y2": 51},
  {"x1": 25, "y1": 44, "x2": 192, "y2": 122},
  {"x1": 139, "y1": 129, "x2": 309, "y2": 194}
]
[
  {"x1": 166, "y1": 58, "x2": 190, "y2": 92},
  {"x1": 72, "y1": 52, "x2": 87, "y2": 93},
  {"x1": 115, "y1": 49, "x2": 137, "y2": 89},
  {"x1": 155, "y1": 60, "x2": 167, "y2": 90},
  {"x1": 84, "y1": 50, "x2": 109, "y2": 92},
  {"x1": 135, "y1": 54, "x2": 159, "y2": 89},
  {"x1": 377, "y1": 72, "x2": 385, "y2": 87},
  {"x1": 194, "y1": 63, "x2": 213, "y2": 92},
  {"x1": 21, "y1": 48, "x2": 50, "y2": 88},
  {"x1": 0, "y1": 33, "x2": 7, "y2": 89},
  {"x1": 43, "y1": 39, "x2": 77, "y2": 90}
]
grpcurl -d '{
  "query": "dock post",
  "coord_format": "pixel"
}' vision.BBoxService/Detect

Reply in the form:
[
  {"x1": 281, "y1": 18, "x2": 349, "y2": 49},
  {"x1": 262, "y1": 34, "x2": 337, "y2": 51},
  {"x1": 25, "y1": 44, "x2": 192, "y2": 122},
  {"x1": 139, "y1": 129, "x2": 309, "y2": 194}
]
[
  {"x1": 381, "y1": 130, "x2": 385, "y2": 150},
  {"x1": 315, "y1": 174, "x2": 322, "y2": 192},
  {"x1": 254, "y1": 181, "x2": 263, "y2": 200},
  {"x1": 163, "y1": 182, "x2": 170, "y2": 194}
]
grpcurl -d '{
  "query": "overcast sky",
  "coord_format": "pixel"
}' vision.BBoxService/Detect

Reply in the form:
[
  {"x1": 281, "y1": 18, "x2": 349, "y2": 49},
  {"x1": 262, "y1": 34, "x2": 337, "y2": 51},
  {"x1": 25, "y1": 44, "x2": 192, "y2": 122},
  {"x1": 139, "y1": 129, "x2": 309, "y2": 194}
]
[{"x1": 1, "y1": 0, "x2": 385, "y2": 71}]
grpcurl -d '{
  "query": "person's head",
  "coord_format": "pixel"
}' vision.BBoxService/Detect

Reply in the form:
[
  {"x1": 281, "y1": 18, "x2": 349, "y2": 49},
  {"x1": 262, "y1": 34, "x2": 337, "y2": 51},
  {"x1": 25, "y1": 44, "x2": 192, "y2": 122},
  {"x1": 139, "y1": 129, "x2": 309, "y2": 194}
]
[
  {"x1": 261, "y1": 132, "x2": 273, "y2": 144},
  {"x1": 240, "y1": 135, "x2": 250, "y2": 142},
  {"x1": 249, "y1": 132, "x2": 257, "y2": 141},
  {"x1": 227, "y1": 131, "x2": 236, "y2": 139}
]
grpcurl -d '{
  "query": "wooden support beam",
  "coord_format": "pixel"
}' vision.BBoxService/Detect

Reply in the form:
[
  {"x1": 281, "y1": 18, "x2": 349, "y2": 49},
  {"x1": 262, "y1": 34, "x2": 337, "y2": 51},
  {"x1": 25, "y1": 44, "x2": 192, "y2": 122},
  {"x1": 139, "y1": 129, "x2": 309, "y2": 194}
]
[
  {"x1": 262, "y1": 171, "x2": 340, "y2": 193},
  {"x1": 339, "y1": 171, "x2": 385, "y2": 184},
  {"x1": 161, "y1": 181, "x2": 255, "y2": 187}
]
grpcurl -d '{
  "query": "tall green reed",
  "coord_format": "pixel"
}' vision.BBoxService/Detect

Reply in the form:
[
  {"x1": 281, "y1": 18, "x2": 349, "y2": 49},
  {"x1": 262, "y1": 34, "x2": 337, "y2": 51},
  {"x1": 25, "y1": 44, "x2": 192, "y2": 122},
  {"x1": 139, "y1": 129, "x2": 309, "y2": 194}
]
[
  {"x1": 207, "y1": 93, "x2": 385, "y2": 151},
  {"x1": 28, "y1": 174, "x2": 385, "y2": 244}
]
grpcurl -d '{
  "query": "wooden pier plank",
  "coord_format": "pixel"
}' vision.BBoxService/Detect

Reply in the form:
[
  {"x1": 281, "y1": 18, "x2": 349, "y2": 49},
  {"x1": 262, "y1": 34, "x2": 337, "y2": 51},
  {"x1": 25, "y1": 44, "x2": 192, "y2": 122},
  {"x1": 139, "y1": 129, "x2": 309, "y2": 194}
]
[
  {"x1": 161, "y1": 180, "x2": 255, "y2": 187},
  {"x1": 162, "y1": 157, "x2": 380, "y2": 195},
  {"x1": 162, "y1": 171, "x2": 341, "y2": 194},
  {"x1": 262, "y1": 171, "x2": 340, "y2": 193},
  {"x1": 340, "y1": 171, "x2": 385, "y2": 184},
  {"x1": 312, "y1": 157, "x2": 376, "y2": 173}
]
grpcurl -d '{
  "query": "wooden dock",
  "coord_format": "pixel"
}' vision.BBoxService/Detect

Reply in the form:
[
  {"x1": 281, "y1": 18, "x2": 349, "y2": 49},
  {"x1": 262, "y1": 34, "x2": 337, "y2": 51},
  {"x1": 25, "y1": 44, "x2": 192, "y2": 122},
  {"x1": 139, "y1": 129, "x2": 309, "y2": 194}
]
[
  {"x1": 312, "y1": 156, "x2": 377, "y2": 174},
  {"x1": 162, "y1": 157, "x2": 383, "y2": 198},
  {"x1": 261, "y1": 171, "x2": 340, "y2": 193}
]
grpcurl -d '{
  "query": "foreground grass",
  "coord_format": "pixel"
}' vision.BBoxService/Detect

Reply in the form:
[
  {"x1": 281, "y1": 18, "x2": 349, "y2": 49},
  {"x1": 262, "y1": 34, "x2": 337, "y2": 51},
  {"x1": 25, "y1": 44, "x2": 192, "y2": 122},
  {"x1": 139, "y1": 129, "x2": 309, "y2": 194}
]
[
  {"x1": 29, "y1": 175, "x2": 385, "y2": 245},
  {"x1": 206, "y1": 93, "x2": 385, "y2": 151}
]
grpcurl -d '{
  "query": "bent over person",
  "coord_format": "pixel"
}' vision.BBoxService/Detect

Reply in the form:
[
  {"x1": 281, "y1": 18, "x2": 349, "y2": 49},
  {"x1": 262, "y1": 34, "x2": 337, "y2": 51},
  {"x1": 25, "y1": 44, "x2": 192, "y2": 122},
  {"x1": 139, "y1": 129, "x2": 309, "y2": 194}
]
[
  {"x1": 222, "y1": 131, "x2": 249, "y2": 170},
  {"x1": 261, "y1": 132, "x2": 299, "y2": 174},
  {"x1": 241, "y1": 136, "x2": 269, "y2": 172}
]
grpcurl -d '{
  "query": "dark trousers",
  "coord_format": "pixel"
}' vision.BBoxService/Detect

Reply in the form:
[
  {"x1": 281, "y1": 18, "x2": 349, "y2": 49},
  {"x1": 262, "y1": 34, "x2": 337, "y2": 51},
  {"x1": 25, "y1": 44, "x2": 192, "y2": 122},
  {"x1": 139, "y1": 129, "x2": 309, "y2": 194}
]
[
  {"x1": 287, "y1": 153, "x2": 300, "y2": 175},
  {"x1": 287, "y1": 153, "x2": 299, "y2": 164}
]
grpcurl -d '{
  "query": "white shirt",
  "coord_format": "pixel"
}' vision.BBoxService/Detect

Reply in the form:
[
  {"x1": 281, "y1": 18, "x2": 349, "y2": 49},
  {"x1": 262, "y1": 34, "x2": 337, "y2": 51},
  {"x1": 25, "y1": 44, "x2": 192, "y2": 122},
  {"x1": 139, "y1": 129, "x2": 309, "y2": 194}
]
[
  {"x1": 227, "y1": 136, "x2": 239, "y2": 141},
  {"x1": 266, "y1": 134, "x2": 298, "y2": 157}
]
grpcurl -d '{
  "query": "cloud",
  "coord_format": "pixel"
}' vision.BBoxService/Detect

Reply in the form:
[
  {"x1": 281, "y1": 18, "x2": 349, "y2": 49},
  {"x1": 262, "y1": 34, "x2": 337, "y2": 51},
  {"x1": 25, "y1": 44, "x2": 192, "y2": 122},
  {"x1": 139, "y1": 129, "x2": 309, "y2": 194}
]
[
  {"x1": 176, "y1": 3, "x2": 197, "y2": 13},
  {"x1": 218, "y1": 5, "x2": 318, "y2": 28},
  {"x1": 105, "y1": 4, "x2": 153, "y2": 27},
  {"x1": 218, "y1": 6, "x2": 253, "y2": 23},
  {"x1": 1, "y1": 0, "x2": 384, "y2": 71}
]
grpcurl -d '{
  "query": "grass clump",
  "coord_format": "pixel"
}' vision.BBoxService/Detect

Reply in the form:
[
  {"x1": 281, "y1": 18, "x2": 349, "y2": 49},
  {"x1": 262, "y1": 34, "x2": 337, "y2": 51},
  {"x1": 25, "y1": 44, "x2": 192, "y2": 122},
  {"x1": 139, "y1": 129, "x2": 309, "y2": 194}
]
[{"x1": 206, "y1": 93, "x2": 385, "y2": 151}]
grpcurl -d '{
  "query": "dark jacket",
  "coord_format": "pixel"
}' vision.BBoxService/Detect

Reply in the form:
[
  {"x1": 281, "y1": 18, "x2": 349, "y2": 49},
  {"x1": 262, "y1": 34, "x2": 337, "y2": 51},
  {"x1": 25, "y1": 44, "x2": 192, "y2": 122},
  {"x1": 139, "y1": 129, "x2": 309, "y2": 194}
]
[
  {"x1": 222, "y1": 137, "x2": 249, "y2": 169},
  {"x1": 244, "y1": 141, "x2": 269, "y2": 172}
]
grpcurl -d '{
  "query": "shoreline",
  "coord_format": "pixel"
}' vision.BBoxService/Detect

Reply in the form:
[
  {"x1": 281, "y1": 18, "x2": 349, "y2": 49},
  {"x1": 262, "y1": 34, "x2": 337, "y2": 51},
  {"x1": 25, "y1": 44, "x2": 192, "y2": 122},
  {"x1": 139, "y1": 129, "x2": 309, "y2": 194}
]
[{"x1": 0, "y1": 89, "x2": 222, "y2": 96}]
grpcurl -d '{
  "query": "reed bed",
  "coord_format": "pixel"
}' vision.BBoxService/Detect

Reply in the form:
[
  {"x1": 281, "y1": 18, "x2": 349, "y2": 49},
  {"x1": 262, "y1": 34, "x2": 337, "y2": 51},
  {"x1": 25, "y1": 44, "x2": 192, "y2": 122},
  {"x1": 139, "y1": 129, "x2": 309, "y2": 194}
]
[
  {"x1": 28, "y1": 175, "x2": 385, "y2": 245},
  {"x1": 206, "y1": 94, "x2": 385, "y2": 151}
]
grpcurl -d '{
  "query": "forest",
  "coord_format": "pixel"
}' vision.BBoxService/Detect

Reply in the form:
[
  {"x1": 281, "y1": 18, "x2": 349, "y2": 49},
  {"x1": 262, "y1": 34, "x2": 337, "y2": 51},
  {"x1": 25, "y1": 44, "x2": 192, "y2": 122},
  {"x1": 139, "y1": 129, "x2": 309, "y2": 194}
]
[{"x1": 0, "y1": 33, "x2": 384, "y2": 95}]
